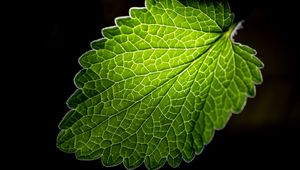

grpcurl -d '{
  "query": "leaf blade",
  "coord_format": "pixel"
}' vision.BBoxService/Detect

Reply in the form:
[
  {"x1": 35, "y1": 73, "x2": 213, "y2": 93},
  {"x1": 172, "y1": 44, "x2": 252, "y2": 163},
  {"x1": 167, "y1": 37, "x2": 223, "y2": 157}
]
[{"x1": 57, "y1": 0, "x2": 263, "y2": 169}]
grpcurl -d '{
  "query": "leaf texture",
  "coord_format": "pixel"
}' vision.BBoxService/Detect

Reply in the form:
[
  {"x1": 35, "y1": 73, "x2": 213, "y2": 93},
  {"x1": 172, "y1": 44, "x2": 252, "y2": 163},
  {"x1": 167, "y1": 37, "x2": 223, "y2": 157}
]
[{"x1": 57, "y1": 0, "x2": 264, "y2": 169}]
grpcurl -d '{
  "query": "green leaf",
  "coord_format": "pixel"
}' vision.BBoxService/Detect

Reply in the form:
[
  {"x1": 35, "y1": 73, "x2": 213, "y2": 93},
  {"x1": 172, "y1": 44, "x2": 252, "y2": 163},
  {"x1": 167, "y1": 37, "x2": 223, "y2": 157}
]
[{"x1": 57, "y1": 0, "x2": 263, "y2": 169}]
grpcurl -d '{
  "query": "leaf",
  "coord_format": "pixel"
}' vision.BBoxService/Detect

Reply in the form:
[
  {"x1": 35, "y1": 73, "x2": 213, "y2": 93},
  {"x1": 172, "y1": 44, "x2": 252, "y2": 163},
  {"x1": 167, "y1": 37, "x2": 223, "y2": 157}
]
[{"x1": 57, "y1": 0, "x2": 264, "y2": 169}]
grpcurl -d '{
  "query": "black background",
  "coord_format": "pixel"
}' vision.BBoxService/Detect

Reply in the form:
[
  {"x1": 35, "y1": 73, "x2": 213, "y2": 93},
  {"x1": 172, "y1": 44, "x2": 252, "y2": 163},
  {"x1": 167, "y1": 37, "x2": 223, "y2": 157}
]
[{"x1": 11, "y1": 0, "x2": 300, "y2": 169}]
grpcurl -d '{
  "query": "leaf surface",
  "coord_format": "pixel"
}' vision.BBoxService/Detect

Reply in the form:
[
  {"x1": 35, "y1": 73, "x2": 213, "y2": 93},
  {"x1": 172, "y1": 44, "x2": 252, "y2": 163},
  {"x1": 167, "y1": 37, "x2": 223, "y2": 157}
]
[{"x1": 57, "y1": 0, "x2": 263, "y2": 169}]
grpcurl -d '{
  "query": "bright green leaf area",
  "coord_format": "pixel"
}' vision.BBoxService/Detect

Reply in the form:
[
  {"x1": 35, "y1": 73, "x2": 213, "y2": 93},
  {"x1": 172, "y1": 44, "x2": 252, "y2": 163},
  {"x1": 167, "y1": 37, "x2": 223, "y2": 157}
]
[{"x1": 57, "y1": 0, "x2": 263, "y2": 169}]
